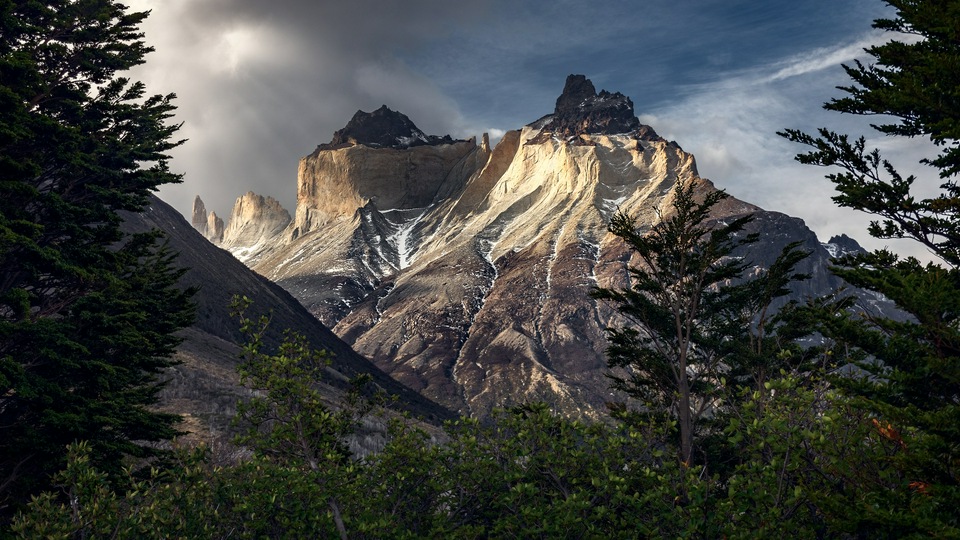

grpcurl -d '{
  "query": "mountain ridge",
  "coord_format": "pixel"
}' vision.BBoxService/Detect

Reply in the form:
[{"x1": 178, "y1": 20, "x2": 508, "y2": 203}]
[{"x1": 196, "y1": 75, "x2": 891, "y2": 419}]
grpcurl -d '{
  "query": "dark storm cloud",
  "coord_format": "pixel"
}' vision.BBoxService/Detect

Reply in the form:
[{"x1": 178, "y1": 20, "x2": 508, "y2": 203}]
[{"x1": 130, "y1": 0, "x2": 497, "y2": 217}]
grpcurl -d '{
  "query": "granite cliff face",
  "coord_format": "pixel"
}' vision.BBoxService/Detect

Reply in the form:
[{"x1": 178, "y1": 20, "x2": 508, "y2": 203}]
[
  {"x1": 293, "y1": 135, "x2": 476, "y2": 239},
  {"x1": 202, "y1": 75, "x2": 881, "y2": 419},
  {"x1": 222, "y1": 192, "x2": 291, "y2": 264}
]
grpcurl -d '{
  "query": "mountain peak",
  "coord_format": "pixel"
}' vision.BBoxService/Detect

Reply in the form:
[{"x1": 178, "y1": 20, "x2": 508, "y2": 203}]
[
  {"x1": 191, "y1": 195, "x2": 208, "y2": 235},
  {"x1": 823, "y1": 233, "x2": 867, "y2": 258},
  {"x1": 318, "y1": 105, "x2": 458, "y2": 151},
  {"x1": 555, "y1": 74, "x2": 598, "y2": 113},
  {"x1": 533, "y1": 74, "x2": 660, "y2": 142}
]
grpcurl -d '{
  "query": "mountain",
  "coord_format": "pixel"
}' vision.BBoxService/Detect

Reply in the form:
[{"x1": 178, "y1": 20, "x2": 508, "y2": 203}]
[
  {"x1": 121, "y1": 196, "x2": 455, "y2": 446},
  {"x1": 527, "y1": 73, "x2": 650, "y2": 142},
  {"x1": 205, "y1": 75, "x2": 889, "y2": 419}
]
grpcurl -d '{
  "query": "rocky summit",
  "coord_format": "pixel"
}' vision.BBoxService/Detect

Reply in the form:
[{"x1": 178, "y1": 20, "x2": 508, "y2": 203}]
[
  {"x1": 320, "y1": 105, "x2": 460, "y2": 151},
  {"x1": 528, "y1": 74, "x2": 652, "y2": 143},
  {"x1": 199, "y1": 75, "x2": 893, "y2": 420}
]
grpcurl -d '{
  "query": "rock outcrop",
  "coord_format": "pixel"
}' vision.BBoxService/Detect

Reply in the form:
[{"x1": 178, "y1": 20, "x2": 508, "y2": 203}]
[
  {"x1": 206, "y1": 211, "x2": 224, "y2": 244},
  {"x1": 205, "y1": 75, "x2": 893, "y2": 420},
  {"x1": 528, "y1": 74, "x2": 657, "y2": 143},
  {"x1": 191, "y1": 195, "x2": 226, "y2": 244},
  {"x1": 320, "y1": 105, "x2": 461, "y2": 150},
  {"x1": 823, "y1": 234, "x2": 866, "y2": 258},
  {"x1": 222, "y1": 192, "x2": 292, "y2": 263},
  {"x1": 191, "y1": 196, "x2": 208, "y2": 236},
  {"x1": 294, "y1": 137, "x2": 477, "y2": 237}
]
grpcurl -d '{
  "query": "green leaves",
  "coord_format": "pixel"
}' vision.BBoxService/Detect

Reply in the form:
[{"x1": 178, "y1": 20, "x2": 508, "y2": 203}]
[
  {"x1": 13, "y1": 380, "x2": 954, "y2": 538},
  {"x1": 830, "y1": 1, "x2": 960, "y2": 178},
  {"x1": 780, "y1": 127, "x2": 960, "y2": 265},
  {"x1": 230, "y1": 296, "x2": 380, "y2": 539},
  {"x1": 780, "y1": 1, "x2": 960, "y2": 534},
  {"x1": 230, "y1": 296, "x2": 370, "y2": 472}
]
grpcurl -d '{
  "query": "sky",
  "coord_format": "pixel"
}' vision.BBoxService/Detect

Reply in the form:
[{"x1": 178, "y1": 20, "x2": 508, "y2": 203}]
[{"x1": 126, "y1": 0, "x2": 941, "y2": 261}]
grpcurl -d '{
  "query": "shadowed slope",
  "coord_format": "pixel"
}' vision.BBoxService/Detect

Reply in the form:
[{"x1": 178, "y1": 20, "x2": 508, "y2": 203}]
[{"x1": 121, "y1": 196, "x2": 456, "y2": 440}]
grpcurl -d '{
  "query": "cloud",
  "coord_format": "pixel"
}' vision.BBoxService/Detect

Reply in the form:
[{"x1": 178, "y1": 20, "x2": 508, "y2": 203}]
[
  {"x1": 645, "y1": 32, "x2": 942, "y2": 262},
  {"x1": 763, "y1": 31, "x2": 923, "y2": 83},
  {"x1": 125, "y1": 0, "x2": 496, "y2": 218},
  {"x1": 764, "y1": 38, "x2": 875, "y2": 82}
]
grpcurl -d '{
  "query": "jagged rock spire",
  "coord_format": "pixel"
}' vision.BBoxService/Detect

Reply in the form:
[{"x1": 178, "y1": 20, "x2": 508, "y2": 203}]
[
  {"x1": 191, "y1": 196, "x2": 208, "y2": 236},
  {"x1": 207, "y1": 211, "x2": 224, "y2": 244},
  {"x1": 554, "y1": 74, "x2": 598, "y2": 113},
  {"x1": 189, "y1": 195, "x2": 225, "y2": 244},
  {"x1": 532, "y1": 74, "x2": 661, "y2": 142},
  {"x1": 550, "y1": 74, "x2": 641, "y2": 136}
]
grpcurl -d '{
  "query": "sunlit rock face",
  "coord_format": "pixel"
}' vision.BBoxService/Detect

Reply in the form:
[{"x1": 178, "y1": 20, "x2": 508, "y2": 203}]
[
  {"x1": 292, "y1": 137, "x2": 478, "y2": 238},
  {"x1": 201, "y1": 76, "x2": 880, "y2": 419},
  {"x1": 206, "y1": 211, "x2": 224, "y2": 244},
  {"x1": 192, "y1": 195, "x2": 225, "y2": 244},
  {"x1": 221, "y1": 192, "x2": 291, "y2": 264}
]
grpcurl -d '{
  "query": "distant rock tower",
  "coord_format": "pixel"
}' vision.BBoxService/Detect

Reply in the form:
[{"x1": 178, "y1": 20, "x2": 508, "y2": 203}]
[
  {"x1": 191, "y1": 196, "x2": 208, "y2": 237},
  {"x1": 207, "y1": 212, "x2": 224, "y2": 244},
  {"x1": 189, "y1": 195, "x2": 225, "y2": 244}
]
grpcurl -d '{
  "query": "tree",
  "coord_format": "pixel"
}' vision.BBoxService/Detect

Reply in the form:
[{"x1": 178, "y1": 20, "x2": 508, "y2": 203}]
[
  {"x1": 779, "y1": 0, "x2": 960, "y2": 532},
  {"x1": 0, "y1": 0, "x2": 192, "y2": 514},
  {"x1": 230, "y1": 296, "x2": 377, "y2": 540},
  {"x1": 593, "y1": 178, "x2": 809, "y2": 465}
]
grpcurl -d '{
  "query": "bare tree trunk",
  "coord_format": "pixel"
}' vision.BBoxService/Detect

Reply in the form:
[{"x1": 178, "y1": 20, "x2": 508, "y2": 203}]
[
  {"x1": 678, "y1": 369, "x2": 693, "y2": 465},
  {"x1": 329, "y1": 497, "x2": 348, "y2": 540}
]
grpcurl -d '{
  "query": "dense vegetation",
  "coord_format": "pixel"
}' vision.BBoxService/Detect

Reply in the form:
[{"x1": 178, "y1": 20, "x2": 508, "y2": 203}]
[{"x1": 4, "y1": 0, "x2": 960, "y2": 537}]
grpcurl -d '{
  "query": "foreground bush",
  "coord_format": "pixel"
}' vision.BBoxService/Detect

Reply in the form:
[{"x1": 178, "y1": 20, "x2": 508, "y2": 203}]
[{"x1": 13, "y1": 375, "x2": 954, "y2": 538}]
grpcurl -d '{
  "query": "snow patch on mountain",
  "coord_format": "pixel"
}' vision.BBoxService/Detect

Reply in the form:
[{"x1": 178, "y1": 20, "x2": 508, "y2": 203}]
[{"x1": 382, "y1": 206, "x2": 431, "y2": 269}]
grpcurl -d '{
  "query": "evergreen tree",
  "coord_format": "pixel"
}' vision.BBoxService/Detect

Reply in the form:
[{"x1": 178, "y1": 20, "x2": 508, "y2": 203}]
[
  {"x1": 593, "y1": 179, "x2": 808, "y2": 465},
  {"x1": 0, "y1": 0, "x2": 193, "y2": 514},
  {"x1": 780, "y1": 0, "x2": 960, "y2": 531}
]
